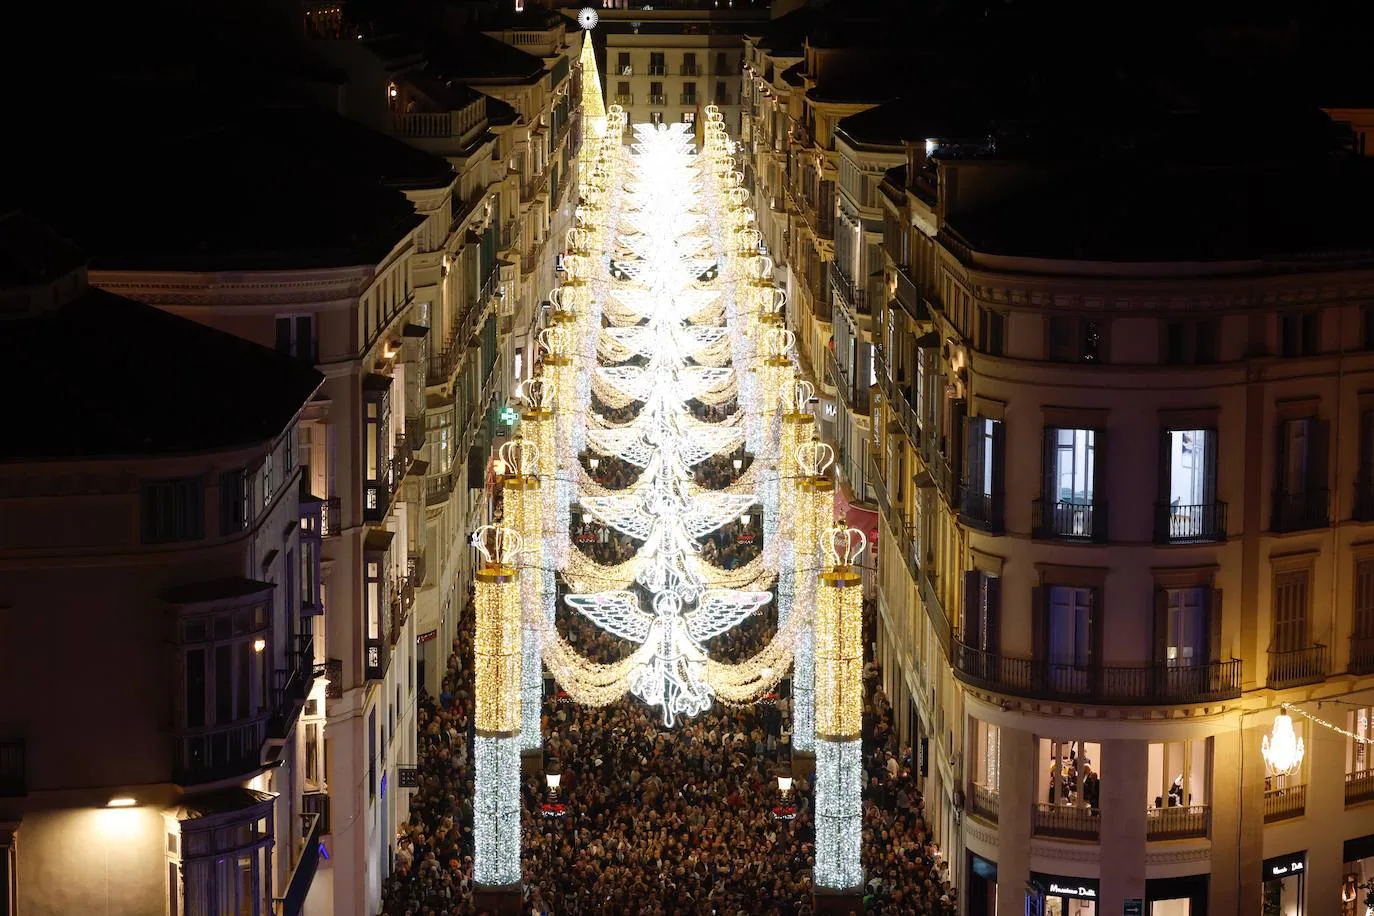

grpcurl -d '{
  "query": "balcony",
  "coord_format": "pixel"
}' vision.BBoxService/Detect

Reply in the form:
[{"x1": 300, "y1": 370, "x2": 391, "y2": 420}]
[
  {"x1": 1351, "y1": 634, "x2": 1374, "y2": 675},
  {"x1": 830, "y1": 262, "x2": 870, "y2": 316},
  {"x1": 175, "y1": 715, "x2": 269, "y2": 785},
  {"x1": 1347, "y1": 770, "x2": 1374, "y2": 806},
  {"x1": 714, "y1": 94, "x2": 734, "y2": 107},
  {"x1": 614, "y1": 94, "x2": 634, "y2": 106},
  {"x1": 959, "y1": 489, "x2": 1004, "y2": 534},
  {"x1": 891, "y1": 267, "x2": 926, "y2": 324},
  {"x1": 1272, "y1": 489, "x2": 1329, "y2": 532},
  {"x1": 952, "y1": 644, "x2": 1243, "y2": 705},
  {"x1": 970, "y1": 784, "x2": 999, "y2": 823},
  {"x1": 869, "y1": 455, "x2": 920, "y2": 587},
  {"x1": 648, "y1": 64, "x2": 667, "y2": 76},
  {"x1": 303, "y1": 790, "x2": 332, "y2": 835},
  {"x1": 426, "y1": 471, "x2": 454, "y2": 506},
  {"x1": 647, "y1": 94, "x2": 667, "y2": 106},
  {"x1": 1154, "y1": 501, "x2": 1227, "y2": 543},
  {"x1": 681, "y1": 94, "x2": 698, "y2": 106},
  {"x1": 1263, "y1": 784, "x2": 1306, "y2": 822},
  {"x1": 320, "y1": 496, "x2": 341, "y2": 537},
  {"x1": 1146, "y1": 804, "x2": 1210, "y2": 841},
  {"x1": 1033, "y1": 803, "x2": 1099, "y2": 841},
  {"x1": 1267, "y1": 644, "x2": 1328, "y2": 689},
  {"x1": 1033, "y1": 498, "x2": 1108, "y2": 543},
  {"x1": 268, "y1": 635, "x2": 315, "y2": 742},
  {"x1": 274, "y1": 811, "x2": 323, "y2": 916},
  {"x1": 1355, "y1": 482, "x2": 1374, "y2": 521},
  {"x1": 680, "y1": 64, "x2": 700, "y2": 76},
  {"x1": 364, "y1": 635, "x2": 389, "y2": 681}
]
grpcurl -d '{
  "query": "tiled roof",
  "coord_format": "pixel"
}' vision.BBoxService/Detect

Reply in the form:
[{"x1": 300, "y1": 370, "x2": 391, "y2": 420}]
[{"x1": 2, "y1": 278, "x2": 323, "y2": 461}]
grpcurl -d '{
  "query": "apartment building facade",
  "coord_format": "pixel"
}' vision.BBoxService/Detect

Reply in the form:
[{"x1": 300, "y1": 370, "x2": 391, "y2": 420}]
[
  {"x1": 865, "y1": 129, "x2": 1374, "y2": 916},
  {"x1": 0, "y1": 226, "x2": 325, "y2": 916},
  {"x1": 585, "y1": 6, "x2": 762, "y2": 137}
]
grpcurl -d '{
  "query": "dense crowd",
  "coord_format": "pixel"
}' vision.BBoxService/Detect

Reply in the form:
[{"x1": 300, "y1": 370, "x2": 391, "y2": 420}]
[{"x1": 381, "y1": 443, "x2": 955, "y2": 914}]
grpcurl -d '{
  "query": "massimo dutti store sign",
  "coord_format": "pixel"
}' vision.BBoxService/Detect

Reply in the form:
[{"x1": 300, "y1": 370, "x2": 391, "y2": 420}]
[{"x1": 1033, "y1": 873, "x2": 1100, "y2": 901}]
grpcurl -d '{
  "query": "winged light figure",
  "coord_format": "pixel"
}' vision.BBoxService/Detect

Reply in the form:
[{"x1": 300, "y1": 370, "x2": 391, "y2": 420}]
[{"x1": 565, "y1": 589, "x2": 772, "y2": 726}]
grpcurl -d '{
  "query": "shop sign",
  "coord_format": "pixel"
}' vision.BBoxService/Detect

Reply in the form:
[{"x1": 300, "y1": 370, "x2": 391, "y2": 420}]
[
  {"x1": 1033, "y1": 874, "x2": 1100, "y2": 900},
  {"x1": 1123, "y1": 899, "x2": 1143, "y2": 916},
  {"x1": 1263, "y1": 852, "x2": 1306, "y2": 880},
  {"x1": 417, "y1": 629, "x2": 438, "y2": 644}
]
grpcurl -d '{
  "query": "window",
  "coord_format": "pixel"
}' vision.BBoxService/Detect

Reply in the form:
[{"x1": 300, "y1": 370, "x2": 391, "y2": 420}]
[
  {"x1": 1364, "y1": 305, "x2": 1374, "y2": 351},
  {"x1": 274, "y1": 315, "x2": 315, "y2": 362},
  {"x1": 961, "y1": 570, "x2": 1000, "y2": 652},
  {"x1": 1146, "y1": 739, "x2": 1209, "y2": 809},
  {"x1": 368, "y1": 708, "x2": 378, "y2": 801},
  {"x1": 1162, "y1": 587, "x2": 1209, "y2": 666},
  {"x1": 616, "y1": 80, "x2": 629, "y2": 98},
  {"x1": 683, "y1": 52, "x2": 697, "y2": 74},
  {"x1": 682, "y1": 112, "x2": 696, "y2": 126},
  {"x1": 715, "y1": 80, "x2": 727, "y2": 104},
  {"x1": 1348, "y1": 706, "x2": 1373, "y2": 778},
  {"x1": 1160, "y1": 428, "x2": 1219, "y2": 541},
  {"x1": 683, "y1": 81, "x2": 697, "y2": 103},
  {"x1": 1357, "y1": 559, "x2": 1374, "y2": 638},
  {"x1": 1, "y1": 834, "x2": 14, "y2": 916},
  {"x1": 977, "y1": 309, "x2": 1004, "y2": 356},
  {"x1": 1046, "y1": 586, "x2": 1094, "y2": 668},
  {"x1": 962, "y1": 417, "x2": 1004, "y2": 529},
  {"x1": 219, "y1": 469, "x2": 249, "y2": 535},
  {"x1": 617, "y1": 52, "x2": 631, "y2": 76},
  {"x1": 650, "y1": 112, "x2": 663, "y2": 126},
  {"x1": 715, "y1": 51, "x2": 728, "y2": 73},
  {"x1": 1047, "y1": 316, "x2": 1104, "y2": 363},
  {"x1": 142, "y1": 478, "x2": 205, "y2": 544},
  {"x1": 1280, "y1": 310, "x2": 1321, "y2": 357},
  {"x1": 649, "y1": 52, "x2": 665, "y2": 74},
  {"x1": 179, "y1": 606, "x2": 269, "y2": 775},
  {"x1": 181, "y1": 808, "x2": 272, "y2": 916},
  {"x1": 1272, "y1": 569, "x2": 1311, "y2": 654},
  {"x1": 0, "y1": 741, "x2": 23, "y2": 797},
  {"x1": 649, "y1": 81, "x2": 663, "y2": 99},
  {"x1": 973, "y1": 720, "x2": 1000, "y2": 791},
  {"x1": 1045, "y1": 427, "x2": 1096, "y2": 508},
  {"x1": 261, "y1": 453, "x2": 273, "y2": 506},
  {"x1": 366, "y1": 561, "x2": 383, "y2": 642},
  {"x1": 1037, "y1": 737, "x2": 1101, "y2": 808}
]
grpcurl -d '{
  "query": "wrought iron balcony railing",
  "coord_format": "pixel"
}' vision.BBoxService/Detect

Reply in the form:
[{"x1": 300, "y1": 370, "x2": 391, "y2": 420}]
[
  {"x1": 1272, "y1": 489, "x2": 1329, "y2": 532},
  {"x1": 952, "y1": 643, "x2": 1243, "y2": 705},
  {"x1": 1267, "y1": 644, "x2": 1328, "y2": 689},
  {"x1": 1033, "y1": 498, "x2": 1107, "y2": 543},
  {"x1": 1154, "y1": 501, "x2": 1227, "y2": 543},
  {"x1": 1032, "y1": 803, "x2": 1099, "y2": 841},
  {"x1": 1146, "y1": 804, "x2": 1210, "y2": 840}
]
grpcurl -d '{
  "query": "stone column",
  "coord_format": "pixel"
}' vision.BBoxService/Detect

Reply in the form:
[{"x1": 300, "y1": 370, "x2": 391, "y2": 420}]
[
  {"x1": 995, "y1": 725, "x2": 1034, "y2": 916},
  {"x1": 1099, "y1": 738, "x2": 1147, "y2": 913},
  {"x1": 1305, "y1": 716, "x2": 1348, "y2": 916},
  {"x1": 1212, "y1": 720, "x2": 1267, "y2": 916}
]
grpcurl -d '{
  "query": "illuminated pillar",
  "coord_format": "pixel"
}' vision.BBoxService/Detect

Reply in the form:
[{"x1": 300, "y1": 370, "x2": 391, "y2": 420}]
[
  {"x1": 472, "y1": 526, "x2": 522, "y2": 899},
  {"x1": 501, "y1": 449, "x2": 544, "y2": 756},
  {"x1": 792, "y1": 470, "x2": 833, "y2": 755},
  {"x1": 814, "y1": 528, "x2": 865, "y2": 902}
]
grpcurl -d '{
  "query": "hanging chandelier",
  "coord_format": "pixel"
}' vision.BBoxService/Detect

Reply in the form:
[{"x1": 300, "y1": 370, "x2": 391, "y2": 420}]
[{"x1": 1262, "y1": 710, "x2": 1305, "y2": 776}]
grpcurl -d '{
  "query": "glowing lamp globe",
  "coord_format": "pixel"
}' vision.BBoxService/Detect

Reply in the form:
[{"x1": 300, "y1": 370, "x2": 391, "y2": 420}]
[
  {"x1": 578, "y1": 7, "x2": 598, "y2": 29},
  {"x1": 1262, "y1": 711, "x2": 1305, "y2": 776}
]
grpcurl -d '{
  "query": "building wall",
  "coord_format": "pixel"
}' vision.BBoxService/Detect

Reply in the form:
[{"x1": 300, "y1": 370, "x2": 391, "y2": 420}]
[{"x1": 15, "y1": 805, "x2": 167, "y2": 915}]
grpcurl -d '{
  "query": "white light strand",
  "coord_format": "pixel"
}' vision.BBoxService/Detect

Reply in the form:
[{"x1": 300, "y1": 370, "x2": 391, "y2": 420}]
[
  {"x1": 473, "y1": 735, "x2": 522, "y2": 887},
  {"x1": 814, "y1": 738, "x2": 864, "y2": 890},
  {"x1": 1281, "y1": 702, "x2": 1374, "y2": 744}
]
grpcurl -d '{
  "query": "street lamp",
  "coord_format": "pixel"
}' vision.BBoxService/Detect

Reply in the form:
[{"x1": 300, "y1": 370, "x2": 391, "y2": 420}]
[
  {"x1": 774, "y1": 774, "x2": 795, "y2": 820},
  {"x1": 543, "y1": 771, "x2": 565, "y2": 818},
  {"x1": 589, "y1": 457, "x2": 600, "y2": 470},
  {"x1": 732, "y1": 458, "x2": 743, "y2": 471}
]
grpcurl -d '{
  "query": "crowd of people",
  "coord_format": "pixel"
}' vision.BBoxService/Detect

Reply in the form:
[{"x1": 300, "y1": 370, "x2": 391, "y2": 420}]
[{"x1": 381, "y1": 436, "x2": 957, "y2": 914}]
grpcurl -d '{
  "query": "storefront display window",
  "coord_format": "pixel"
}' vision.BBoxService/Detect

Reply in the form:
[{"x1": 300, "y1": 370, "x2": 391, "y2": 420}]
[
  {"x1": 1030, "y1": 873, "x2": 1099, "y2": 916},
  {"x1": 1262, "y1": 852, "x2": 1306, "y2": 916},
  {"x1": 1343, "y1": 835, "x2": 1374, "y2": 916}
]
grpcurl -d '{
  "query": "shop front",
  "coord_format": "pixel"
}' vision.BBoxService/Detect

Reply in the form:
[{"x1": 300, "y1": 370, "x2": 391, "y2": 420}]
[
  {"x1": 1343, "y1": 835, "x2": 1374, "y2": 916},
  {"x1": 967, "y1": 853, "x2": 997, "y2": 916},
  {"x1": 1263, "y1": 851, "x2": 1307, "y2": 916},
  {"x1": 1146, "y1": 874, "x2": 1208, "y2": 916},
  {"x1": 1028, "y1": 872, "x2": 1100, "y2": 916}
]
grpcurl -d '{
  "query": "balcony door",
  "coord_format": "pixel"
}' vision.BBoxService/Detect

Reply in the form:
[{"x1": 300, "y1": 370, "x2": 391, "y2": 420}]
[
  {"x1": 1273, "y1": 570, "x2": 1310, "y2": 654},
  {"x1": 1051, "y1": 428, "x2": 1095, "y2": 506},
  {"x1": 1165, "y1": 428, "x2": 1216, "y2": 511},
  {"x1": 1042, "y1": 586, "x2": 1095, "y2": 695},
  {"x1": 1165, "y1": 587, "x2": 1209, "y2": 668}
]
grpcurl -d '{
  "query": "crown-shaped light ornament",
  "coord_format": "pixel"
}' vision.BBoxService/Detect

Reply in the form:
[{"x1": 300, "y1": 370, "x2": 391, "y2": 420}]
[
  {"x1": 763, "y1": 327, "x2": 795, "y2": 360},
  {"x1": 471, "y1": 524, "x2": 523, "y2": 568},
  {"x1": 783, "y1": 378, "x2": 816, "y2": 415},
  {"x1": 498, "y1": 437, "x2": 538, "y2": 479},
  {"x1": 794, "y1": 440, "x2": 835, "y2": 479},
  {"x1": 538, "y1": 326, "x2": 572, "y2": 359},
  {"x1": 517, "y1": 377, "x2": 555, "y2": 412},
  {"x1": 826, "y1": 526, "x2": 867, "y2": 570}
]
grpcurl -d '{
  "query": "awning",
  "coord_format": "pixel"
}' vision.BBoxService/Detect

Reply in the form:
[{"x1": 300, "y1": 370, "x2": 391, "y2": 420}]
[
  {"x1": 914, "y1": 331, "x2": 940, "y2": 348},
  {"x1": 402, "y1": 323, "x2": 429, "y2": 338},
  {"x1": 161, "y1": 577, "x2": 274, "y2": 606}
]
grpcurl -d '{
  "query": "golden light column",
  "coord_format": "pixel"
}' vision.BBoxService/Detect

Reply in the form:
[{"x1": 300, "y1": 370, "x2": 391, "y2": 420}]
[
  {"x1": 813, "y1": 525, "x2": 866, "y2": 892},
  {"x1": 791, "y1": 438, "x2": 835, "y2": 756}
]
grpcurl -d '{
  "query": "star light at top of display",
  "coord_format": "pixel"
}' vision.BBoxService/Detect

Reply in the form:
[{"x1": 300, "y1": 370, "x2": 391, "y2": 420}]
[{"x1": 564, "y1": 122, "x2": 777, "y2": 727}]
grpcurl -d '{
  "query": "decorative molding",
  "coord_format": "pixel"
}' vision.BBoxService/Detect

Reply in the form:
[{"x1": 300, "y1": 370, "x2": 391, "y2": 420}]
[
  {"x1": 1144, "y1": 845, "x2": 1212, "y2": 866},
  {"x1": 963, "y1": 818, "x2": 997, "y2": 848},
  {"x1": 1030, "y1": 840, "x2": 1101, "y2": 863}
]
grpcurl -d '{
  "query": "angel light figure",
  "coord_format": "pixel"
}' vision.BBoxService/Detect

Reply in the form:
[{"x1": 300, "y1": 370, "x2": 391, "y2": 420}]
[{"x1": 565, "y1": 588, "x2": 771, "y2": 727}]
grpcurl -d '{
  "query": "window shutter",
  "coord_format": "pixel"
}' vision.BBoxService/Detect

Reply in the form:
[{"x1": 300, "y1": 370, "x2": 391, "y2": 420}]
[
  {"x1": 1210, "y1": 589, "x2": 1223, "y2": 664},
  {"x1": 1307, "y1": 418, "x2": 1331, "y2": 495},
  {"x1": 949, "y1": 400, "x2": 967, "y2": 488},
  {"x1": 1031, "y1": 586, "x2": 1046, "y2": 663},
  {"x1": 963, "y1": 416, "x2": 982, "y2": 492},
  {"x1": 986, "y1": 575, "x2": 1001, "y2": 654},
  {"x1": 1093, "y1": 427, "x2": 1109, "y2": 540},
  {"x1": 961, "y1": 571, "x2": 980, "y2": 648},
  {"x1": 1153, "y1": 588, "x2": 1169, "y2": 665},
  {"x1": 991, "y1": 421, "x2": 1006, "y2": 529},
  {"x1": 1275, "y1": 421, "x2": 1290, "y2": 495},
  {"x1": 1041, "y1": 427, "x2": 1056, "y2": 502}
]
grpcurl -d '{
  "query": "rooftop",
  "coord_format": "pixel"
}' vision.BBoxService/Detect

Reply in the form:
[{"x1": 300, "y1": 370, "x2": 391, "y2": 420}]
[
  {"x1": 5, "y1": 90, "x2": 451, "y2": 272},
  {"x1": 426, "y1": 29, "x2": 546, "y2": 82},
  {"x1": 944, "y1": 158, "x2": 1374, "y2": 264},
  {"x1": 1, "y1": 270, "x2": 323, "y2": 462}
]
